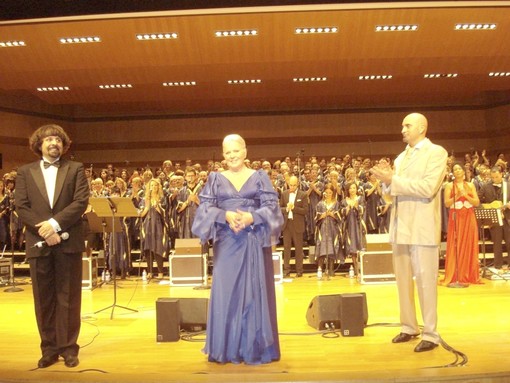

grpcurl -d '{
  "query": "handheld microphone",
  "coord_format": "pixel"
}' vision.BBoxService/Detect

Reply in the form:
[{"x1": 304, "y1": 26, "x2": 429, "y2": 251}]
[{"x1": 33, "y1": 232, "x2": 69, "y2": 248}]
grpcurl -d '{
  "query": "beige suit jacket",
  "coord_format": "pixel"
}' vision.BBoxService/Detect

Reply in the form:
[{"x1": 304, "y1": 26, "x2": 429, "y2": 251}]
[{"x1": 386, "y1": 138, "x2": 447, "y2": 246}]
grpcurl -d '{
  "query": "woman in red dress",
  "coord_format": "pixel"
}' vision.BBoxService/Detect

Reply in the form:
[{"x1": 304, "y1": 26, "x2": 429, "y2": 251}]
[{"x1": 442, "y1": 163, "x2": 481, "y2": 285}]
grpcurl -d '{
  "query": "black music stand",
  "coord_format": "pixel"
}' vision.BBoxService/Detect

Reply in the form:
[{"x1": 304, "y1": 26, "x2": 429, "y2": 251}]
[
  {"x1": 475, "y1": 207, "x2": 501, "y2": 280},
  {"x1": 90, "y1": 197, "x2": 138, "y2": 319}
]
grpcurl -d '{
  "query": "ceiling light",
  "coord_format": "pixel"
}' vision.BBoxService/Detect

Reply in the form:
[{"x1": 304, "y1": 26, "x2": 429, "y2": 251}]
[
  {"x1": 99, "y1": 84, "x2": 133, "y2": 89},
  {"x1": 60, "y1": 36, "x2": 101, "y2": 44},
  {"x1": 163, "y1": 81, "x2": 196, "y2": 86},
  {"x1": 424, "y1": 73, "x2": 458, "y2": 78},
  {"x1": 375, "y1": 24, "x2": 418, "y2": 32},
  {"x1": 295, "y1": 27, "x2": 338, "y2": 34},
  {"x1": 136, "y1": 33, "x2": 178, "y2": 40},
  {"x1": 454, "y1": 23, "x2": 497, "y2": 30},
  {"x1": 358, "y1": 75, "x2": 393, "y2": 80},
  {"x1": 215, "y1": 30, "x2": 257, "y2": 37},
  {"x1": 36, "y1": 86, "x2": 70, "y2": 92},
  {"x1": 227, "y1": 79, "x2": 262, "y2": 84},
  {"x1": 0, "y1": 40, "x2": 26, "y2": 47},
  {"x1": 489, "y1": 72, "x2": 510, "y2": 77},
  {"x1": 293, "y1": 77, "x2": 327, "y2": 82}
]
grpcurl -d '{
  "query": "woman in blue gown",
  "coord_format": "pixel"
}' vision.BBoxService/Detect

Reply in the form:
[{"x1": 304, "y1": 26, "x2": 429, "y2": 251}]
[{"x1": 192, "y1": 134, "x2": 283, "y2": 365}]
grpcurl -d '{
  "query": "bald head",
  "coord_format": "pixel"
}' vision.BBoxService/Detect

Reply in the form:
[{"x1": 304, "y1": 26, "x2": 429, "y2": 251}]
[
  {"x1": 401, "y1": 113, "x2": 428, "y2": 147},
  {"x1": 288, "y1": 175, "x2": 299, "y2": 192}
]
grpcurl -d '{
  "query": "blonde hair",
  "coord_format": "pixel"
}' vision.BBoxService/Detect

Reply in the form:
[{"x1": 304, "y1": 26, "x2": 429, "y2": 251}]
[{"x1": 222, "y1": 134, "x2": 246, "y2": 149}]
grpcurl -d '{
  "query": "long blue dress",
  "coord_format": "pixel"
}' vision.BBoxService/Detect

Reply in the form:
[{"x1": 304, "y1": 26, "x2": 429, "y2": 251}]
[{"x1": 192, "y1": 170, "x2": 283, "y2": 365}]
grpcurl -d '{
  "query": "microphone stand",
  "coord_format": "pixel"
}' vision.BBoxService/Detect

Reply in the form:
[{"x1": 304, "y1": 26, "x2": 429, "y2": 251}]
[{"x1": 448, "y1": 181, "x2": 468, "y2": 288}]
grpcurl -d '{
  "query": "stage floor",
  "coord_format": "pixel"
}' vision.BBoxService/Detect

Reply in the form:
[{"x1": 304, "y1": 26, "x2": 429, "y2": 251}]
[{"x1": 0, "y1": 269, "x2": 509, "y2": 383}]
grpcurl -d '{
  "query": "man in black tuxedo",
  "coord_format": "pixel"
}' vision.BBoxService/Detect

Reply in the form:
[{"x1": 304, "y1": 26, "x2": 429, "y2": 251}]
[
  {"x1": 280, "y1": 175, "x2": 308, "y2": 277},
  {"x1": 479, "y1": 166, "x2": 510, "y2": 269},
  {"x1": 15, "y1": 124, "x2": 89, "y2": 369}
]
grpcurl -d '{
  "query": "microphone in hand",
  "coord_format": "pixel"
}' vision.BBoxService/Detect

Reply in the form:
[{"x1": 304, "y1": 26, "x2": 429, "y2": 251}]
[{"x1": 33, "y1": 232, "x2": 69, "y2": 248}]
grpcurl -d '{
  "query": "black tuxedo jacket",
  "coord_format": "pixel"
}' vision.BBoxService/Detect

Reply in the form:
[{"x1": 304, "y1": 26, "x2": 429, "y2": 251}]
[
  {"x1": 15, "y1": 158, "x2": 90, "y2": 258},
  {"x1": 479, "y1": 181, "x2": 510, "y2": 222},
  {"x1": 280, "y1": 189, "x2": 308, "y2": 233}
]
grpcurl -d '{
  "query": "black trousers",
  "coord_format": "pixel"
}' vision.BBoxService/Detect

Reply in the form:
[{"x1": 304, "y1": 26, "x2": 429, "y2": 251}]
[
  {"x1": 489, "y1": 222, "x2": 510, "y2": 268},
  {"x1": 29, "y1": 251, "x2": 82, "y2": 358},
  {"x1": 282, "y1": 220, "x2": 304, "y2": 274}
]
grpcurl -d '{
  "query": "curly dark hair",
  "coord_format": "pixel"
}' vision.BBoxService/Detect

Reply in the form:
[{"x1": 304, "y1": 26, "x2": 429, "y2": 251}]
[{"x1": 28, "y1": 124, "x2": 71, "y2": 157}]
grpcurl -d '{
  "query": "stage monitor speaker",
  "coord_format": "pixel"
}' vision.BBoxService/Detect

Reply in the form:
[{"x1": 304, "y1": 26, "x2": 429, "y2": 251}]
[
  {"x1": 177, "y1": 297, "x2": 209, "y2": 332},
  {"x1": 305, "y1": 293, "x2": 368, "y2": 332},
  {"x1": 339, "y1": 293, "x2": 365, "y2": 337},
  {"x1": 156, "y1": 298, "x2": 180, "y2": 342},
  {"x1": 306, "y1": 294, "x2": 342, "y2": 330}
]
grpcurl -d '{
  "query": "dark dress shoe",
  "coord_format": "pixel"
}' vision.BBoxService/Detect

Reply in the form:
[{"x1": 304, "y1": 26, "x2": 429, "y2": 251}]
[
  {"x1": 37, "y1": 355, "x2": 59, "y2": 368},
  {"x1": 414, "y1": 340, "x2": 438, "y2": 352},
  {"x1": 296, "y1": 273, "x2": 303, "y2": 277},
  {"x1": 392, "y1": 332, "x2": 419, "y2": 343},
  {"x1": 63, "y1": 355, "x2": 80, "y2": 368},
  {"x1": 283, "y1": 273, "x2": 291, "y2": 278}
]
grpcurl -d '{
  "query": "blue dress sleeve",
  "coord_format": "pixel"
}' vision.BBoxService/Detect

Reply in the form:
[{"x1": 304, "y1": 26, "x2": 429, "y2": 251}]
[{"x1": 191, "y1": 172, "x2": 225, "y2": 245}]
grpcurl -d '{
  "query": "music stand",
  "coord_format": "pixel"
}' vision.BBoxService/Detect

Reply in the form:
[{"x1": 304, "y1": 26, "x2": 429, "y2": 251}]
[
  {"x1": 90, "y1": 197, "x2": 138, "y2": 319},
  {"x1": 475, "y1": 207, "x2": 501, "y2": 280}
]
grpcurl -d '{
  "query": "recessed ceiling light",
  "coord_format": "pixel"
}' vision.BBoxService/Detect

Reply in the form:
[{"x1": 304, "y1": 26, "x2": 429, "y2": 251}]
[
  {"x1": 227, "y1": 79, "x2": 262, "y2": 84},
  {"x1": 36, "y1": 86, "x2": 70, "y2": 92},
  {"x1": 136, "y1": 33, "x2": 178, "y2": 40},
  {"x1": 215, "y1": 30, "x2": 258, "y2": 37},
  {"x1": 293, "y1": 77, "x2": 327, "y2": 82},
  {"x1": 163, "y1": 81, "x2": 197, "y2": 86},
  {"x1": 358, "y1": 75, "x2": 393, "y2": 80},
  {"x1": 0, "y1": 40, "x2": 26, "y2": 47},
  {"x1": 59, "y1": 36, "x2": 101, "y2": 44},
  {"x1": 375, "y1": 24, "x2": 418, "y2": 32},
  {"x1": 454, "y1": 23, "x2": 496, "y2": 30},
  {"x1": 424, "y1": 73, "x2": 458, "y2": 78},
  {"x1": 295, "y1": 27, "x2": 338, "y2": 34},
  {"x1": 489, "y1": 72, "x2": 510, "y2": 77},
  {"x1": 99, "y1": 84, "x2": 133, "y2": 89}
]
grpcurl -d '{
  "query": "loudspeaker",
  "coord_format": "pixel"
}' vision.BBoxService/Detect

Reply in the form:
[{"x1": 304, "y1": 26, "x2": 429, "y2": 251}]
[
  {"x1": 306, "y1": 294, "x2": 342, "y2": 330},
  {"x1": 177, "y1": 297, "x2": 209, "y2": 332},
  {"x1": 305, "y1": 293, "x2": 368, "y2": 332},
  {"x1": 156, "y1": 298, "x2": 180, "y2": 342},
  {"x1": 339, "y1": 293, "x2": 365, "y2": 337}
]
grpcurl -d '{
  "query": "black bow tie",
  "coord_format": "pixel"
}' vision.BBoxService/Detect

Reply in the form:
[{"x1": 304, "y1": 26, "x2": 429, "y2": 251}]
[{"x1": 43, "y1": 160, "x2": 60, "y2": 169}]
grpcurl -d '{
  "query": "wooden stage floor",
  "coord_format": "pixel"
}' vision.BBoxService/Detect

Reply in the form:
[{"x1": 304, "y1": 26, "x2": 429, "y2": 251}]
[{"x1": 0, "y1": 269, "x2": 509, "y2": 383}]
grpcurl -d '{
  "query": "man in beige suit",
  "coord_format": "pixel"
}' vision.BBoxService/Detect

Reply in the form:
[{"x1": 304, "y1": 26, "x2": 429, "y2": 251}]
[{"x1": 371, "y1": 113, "x2": 447, "y2": 353}]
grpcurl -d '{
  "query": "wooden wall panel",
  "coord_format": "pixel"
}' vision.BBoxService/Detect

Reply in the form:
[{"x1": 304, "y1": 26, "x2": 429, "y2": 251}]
[
  {"x1": 0, "y1": 106, "x2": 499, "y2": 173},
  {"x1": 68, "y1": 109, "x2": 489, "y2": 169}
]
